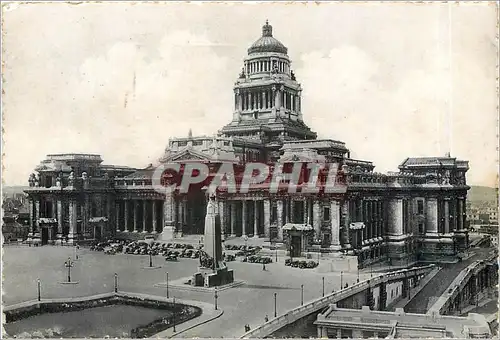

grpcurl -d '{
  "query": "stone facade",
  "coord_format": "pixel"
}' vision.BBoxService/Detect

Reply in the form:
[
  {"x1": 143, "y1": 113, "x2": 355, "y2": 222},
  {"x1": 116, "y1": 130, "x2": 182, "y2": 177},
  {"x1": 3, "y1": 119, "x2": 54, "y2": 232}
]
[{"x1": 25, "y1": 22, "x2": 470, "y2": 266}]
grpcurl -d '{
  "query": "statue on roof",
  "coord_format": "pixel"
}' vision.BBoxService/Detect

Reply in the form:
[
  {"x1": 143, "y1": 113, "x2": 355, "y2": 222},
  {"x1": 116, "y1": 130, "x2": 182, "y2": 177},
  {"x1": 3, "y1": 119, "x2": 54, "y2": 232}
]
[
  {"x1": 68, "y1": 171, "x2": 75, "y2": 186},
  {"x1": 291, "y1": 70, "x2": 296, "y2": 81},
  {"x1": 28, "y1": 173, "x2": 36, "y2": 187},
  {"x1": 239, "y1": 67, "x2": 246, "y2": 79},
  {"x1": 188, "y1": 129, "x2": 193, "y2": 138}
]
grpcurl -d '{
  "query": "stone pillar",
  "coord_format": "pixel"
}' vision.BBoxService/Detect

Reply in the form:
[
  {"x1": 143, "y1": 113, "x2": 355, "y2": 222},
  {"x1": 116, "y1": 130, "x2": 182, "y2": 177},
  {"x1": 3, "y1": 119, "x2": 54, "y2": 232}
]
[
  {"x1": 341, "y1": 200, "x2": 351, "y2": 250},
  {"x1": 426, "y1": 198, "x2": 438, "y2": 233},
  {"x1": 142, "y1": 200, "x2": 147, "y2": 233},
  {"x1": 285, "y1": 199, "x2": 290, "y2": 224},
  {"x1": 28, "y1": 199, "x2": 34, "y2": 235},
  {"x1": 303, "y1": 199, "x2": 308, "y2": 224},
  {"x1": 264, "y1": 199, "x2": 271, "y2": 238},
  {"x1": 253, "y1": 200, "x2": 259, "y2": 237},
  {"x1": 133, "y1": 200, "x2": 138, "y2": 232},
  {"x1": 444, "y1": 198, "x2": 450, "y2": 233},
  {"x1": 277, "y1": 199, "x2": 284, "y2": 241},
  {"x1": 115, "y1": 202, "x2": 120, "y2": 232},
  {"x1": 388, "y1": 198, "x2": 403, "y2": 235},
  {"x1": 35, "y1": 199, "x2": 40, "y2": 230},
  {"x1": 152, "y1": 201, "x2": 157, "y2": 233},
  {"x1": 230, "y1": 201, "x2": 236, "y2": 236},
  {"x1": 68, "y1": 200, "x2": 77, "y2": 243},
  {"x1": 124, "y1": 201, "x2": 129, "y2": 232},
  {"x1": 458, "y1": 198, "x2": 464, "y2": 230},
  {"x1": 242, "y1": 200, "x2": 247, "y2": 236},
  {"x1": 330, "y1": 201, "x2": 341, "y2": 250},
  {"x1": 57, "y1": 200, "x2": 63, "y2": 234},
  {"x1": 313, "y1": 200, "x2": 321, "y2": 240},
  {"x1": 161, "y1": 193, "x2": 176, "y2": 240}
]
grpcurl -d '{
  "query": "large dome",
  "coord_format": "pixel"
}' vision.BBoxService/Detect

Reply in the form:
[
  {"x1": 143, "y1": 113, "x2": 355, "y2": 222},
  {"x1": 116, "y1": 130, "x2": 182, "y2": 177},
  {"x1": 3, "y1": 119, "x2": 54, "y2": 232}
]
[{"x1": 247, "y1": 21, "x2": 288, "y2": 55}]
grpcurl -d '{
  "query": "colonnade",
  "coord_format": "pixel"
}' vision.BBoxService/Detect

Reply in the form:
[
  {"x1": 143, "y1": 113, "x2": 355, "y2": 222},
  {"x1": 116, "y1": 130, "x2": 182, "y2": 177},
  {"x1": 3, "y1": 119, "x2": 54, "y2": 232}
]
[
  {"x1": 426, "y1": 196, "x2": 467, "y2": 234},
  {"x1": 235, "y1": 88, "x2": 300, "y2": 113},
  {"x1": 115, "y1": 200, "x2": 163, "y2": 234},
  {"x1": 245, "y1": 58, "x2": 289, "y2": 75}
]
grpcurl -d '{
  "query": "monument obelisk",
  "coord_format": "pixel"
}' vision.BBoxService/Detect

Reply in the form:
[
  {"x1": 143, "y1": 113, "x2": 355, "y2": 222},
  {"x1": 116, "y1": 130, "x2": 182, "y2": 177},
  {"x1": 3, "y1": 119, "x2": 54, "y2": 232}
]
[
  {"x1": 191, "y1": 193, "x2": 234, "y2": 287},
  {"x1": 203, "y1": 195, "x2": 224, "y2": 270}
]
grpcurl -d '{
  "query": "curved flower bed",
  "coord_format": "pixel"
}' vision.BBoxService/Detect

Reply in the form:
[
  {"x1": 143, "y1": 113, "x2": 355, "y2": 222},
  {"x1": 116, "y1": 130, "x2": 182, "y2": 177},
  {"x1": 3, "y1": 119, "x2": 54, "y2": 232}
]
[{"x1": 5, "y1": 294, "x2": 202, "y2": 338}]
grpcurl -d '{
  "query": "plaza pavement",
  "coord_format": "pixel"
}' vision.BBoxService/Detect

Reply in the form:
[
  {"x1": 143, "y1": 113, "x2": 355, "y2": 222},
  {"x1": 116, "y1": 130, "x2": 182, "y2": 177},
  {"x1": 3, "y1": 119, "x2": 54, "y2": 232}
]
[{"x1": 3, "y1": 245, "x2": 370, "y2": 338}]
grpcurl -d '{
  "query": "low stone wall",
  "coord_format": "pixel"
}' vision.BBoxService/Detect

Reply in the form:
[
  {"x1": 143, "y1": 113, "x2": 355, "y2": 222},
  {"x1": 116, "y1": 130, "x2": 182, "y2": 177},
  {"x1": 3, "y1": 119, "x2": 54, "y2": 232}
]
[{"x1": 4, "y1": 293, "x2": 202, "y2": 338}]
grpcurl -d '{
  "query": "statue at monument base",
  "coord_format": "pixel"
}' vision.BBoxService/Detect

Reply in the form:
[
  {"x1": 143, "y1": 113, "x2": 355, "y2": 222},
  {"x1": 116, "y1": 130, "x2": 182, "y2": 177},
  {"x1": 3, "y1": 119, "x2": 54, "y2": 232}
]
[{"x1": 190, "y1": 194, "x2": 235, "y2": 288}]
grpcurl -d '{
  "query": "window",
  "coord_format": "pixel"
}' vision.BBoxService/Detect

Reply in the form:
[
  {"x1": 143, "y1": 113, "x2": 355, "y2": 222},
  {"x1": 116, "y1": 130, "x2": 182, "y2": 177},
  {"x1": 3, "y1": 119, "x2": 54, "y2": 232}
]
[
  {"x1": 323, "y1": 206, "x2": 330, "y2": 221},
  {"x1": 418, "y1": 223, "x2": 424, "y2": 234},
  {"x1": 417, "y1": 200, "x2": 424, "y2": 215}
]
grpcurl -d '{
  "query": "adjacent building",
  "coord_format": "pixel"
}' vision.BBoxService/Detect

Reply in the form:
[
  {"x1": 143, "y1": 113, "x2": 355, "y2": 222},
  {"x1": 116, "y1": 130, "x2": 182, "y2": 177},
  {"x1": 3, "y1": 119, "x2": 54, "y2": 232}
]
[{"x1": 24, "y1": 22, "x2": 470, "y2": 267}]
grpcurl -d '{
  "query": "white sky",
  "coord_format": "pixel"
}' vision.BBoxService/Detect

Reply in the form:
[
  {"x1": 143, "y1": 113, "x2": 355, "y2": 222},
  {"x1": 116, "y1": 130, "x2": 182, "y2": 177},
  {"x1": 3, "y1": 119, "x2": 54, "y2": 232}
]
[{"x1": 2, "y1": 2, "x2": 498, "y2": 187}]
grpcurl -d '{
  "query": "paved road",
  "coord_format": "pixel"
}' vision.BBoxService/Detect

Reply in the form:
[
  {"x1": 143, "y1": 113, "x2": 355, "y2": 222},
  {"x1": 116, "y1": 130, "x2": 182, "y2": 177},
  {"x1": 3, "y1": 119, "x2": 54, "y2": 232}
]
[
  {"x1": 404, "y1": 247, "x2": 495, "y2": 314},
  {"x1": 3, "y1": 246, "x2": 368, "y2": 338}
]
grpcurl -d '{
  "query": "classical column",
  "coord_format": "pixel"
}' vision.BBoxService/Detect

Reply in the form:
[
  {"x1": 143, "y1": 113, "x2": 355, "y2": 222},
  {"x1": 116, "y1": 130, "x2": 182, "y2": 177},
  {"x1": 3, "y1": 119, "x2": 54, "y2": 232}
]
[
  {"x1": 285, "y1": 199, "x2": 290, "y2": 224},
  {"x1": 263, "y1": 199, "x2": 271, "y2": 238},
  {"x1": 313, "y1": 200, "x2": 321, "y2": 239},
  {"x1": 303, "y1": 199, "x2": 308, "y2": 224},
  {"x1": 57, "y1": 200, "x2": 63, "y2": 235},
  {"x1": 28, "y1": 199, "x2": 34, "y2": 234},
  {"x1": 242, "y1": 200, "x2": 247, "y2": 236},
  {"x1": 68, "y1": 200, "x2": 77, "y2": 239},
  {"x1": 230, "y1": 201, "x2": 236, "y2": 236},
  {"x1": 263, "y1": 91, "x2": 267, "y2": 109},
  {"x1": 179, "y1": 197, "x2": 186, "y2": 236},
  {"x1": 132, "y1": 201, "x2": 138, "y2": 232},
  {"x1": 388, "y1": 198, "x2": 403, "y2": 235},
  {"x1": 142, "y1": 200, "x2": 148, "y2": 233},
  {"x1": 115, "y1": 202, "x2": 121, "y2": 232},
  {"x1": 123, "y1": 201, "x2": 129, "y2": 232},
  {"x1": 444, "y1": 198, "x2": 450, "y2": 234},
  {"x1": 253, "y1": 200, "x2": 259, "y2": 237},
  {"x1": 426, "y1": 197, "x2": 438, "y2": 233},
  {"x1": 247, "y1": 92, "x2": 251, "y2": 111},
  {"x1": 330, "y1": 201, "x2": 341, "y2": 249},
  {"x1": 458, "y1": 198, "x2": 464, "y2": 230},
  {"x1": 152, "y1": 201, "x2": 157, "y2": 233},
  {"x1": 342, "y1": 200, "x2": 351, "y2": 249},
  {"x1": 277, "y1": 200, "x2": 284, "y2": 240},
  {"x1": 35, "y1": 199, "x2": 40, "y2": 231}
]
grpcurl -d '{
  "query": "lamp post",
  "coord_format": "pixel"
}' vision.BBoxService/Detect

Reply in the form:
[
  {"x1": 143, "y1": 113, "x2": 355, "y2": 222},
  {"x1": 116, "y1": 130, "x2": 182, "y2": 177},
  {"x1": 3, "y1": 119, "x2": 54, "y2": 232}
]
[
  {"x1": 322, "y1": 277, "x2": 325, "y2": 297},
  {"x1": 74, "y1": 245, "x2": 79, "y2": 261},
  {"x1": 214, "y1": 286, "x2": 218, "y2": 310},
  {"x1": 244, "y1": 235, "x2": 248, "y2": 262},
  {"x1": 114, "y1": 273, "x2": 118, "y2": 293},
  {"x1": 172, "y1": 296, "x2": 176, "y2": 333},
  {"x1": 148, "y1": 250, "x2": 153, "y2": 267},
  {"x1": 37, "y1": 278, "x2": 41, "y2": 301},
  {"x1": 64, "y1": 257, "x2": 74, "y2": 283},
  {"x1": 301, "y1": 284, "x2": 304, "y2": 305},
  {"x1": 357, "y1": 267, "x2": 360, "y2": 283},
  {"x1": 340, "y1": 271, "x2": 343, "y2": 290},
  {"x1": 274, "y1": 292, "x2": 277, "y2": 317},
  {"x1": 166, "y1": 272, "x2": 169, "y2": 298},
  {"x1": 275, "y1": 247, "x2": 278, "y2": 263}
]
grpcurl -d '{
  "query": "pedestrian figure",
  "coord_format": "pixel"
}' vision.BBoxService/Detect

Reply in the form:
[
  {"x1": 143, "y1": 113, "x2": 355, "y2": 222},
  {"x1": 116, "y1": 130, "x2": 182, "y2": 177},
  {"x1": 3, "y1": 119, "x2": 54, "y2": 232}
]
[
  {"x1": 265, "y1": 315, "x2": 269, "y2": 322},
  {"x1": 262, "y1": 262, "x2": 266, "y2": 271}
]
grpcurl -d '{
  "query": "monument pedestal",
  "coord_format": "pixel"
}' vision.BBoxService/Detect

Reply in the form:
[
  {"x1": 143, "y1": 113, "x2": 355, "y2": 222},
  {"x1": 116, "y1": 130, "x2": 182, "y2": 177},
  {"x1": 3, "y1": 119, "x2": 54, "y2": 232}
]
[{"x1": 192, "y1": 266, "x2": 234, "y2": 288}]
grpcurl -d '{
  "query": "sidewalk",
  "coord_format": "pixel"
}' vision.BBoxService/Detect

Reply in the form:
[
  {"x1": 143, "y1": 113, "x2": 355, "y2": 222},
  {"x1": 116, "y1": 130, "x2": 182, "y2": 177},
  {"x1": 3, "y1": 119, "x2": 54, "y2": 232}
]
[{"x1": 151, "y1": 298, "x2": 222, "y2": 338}]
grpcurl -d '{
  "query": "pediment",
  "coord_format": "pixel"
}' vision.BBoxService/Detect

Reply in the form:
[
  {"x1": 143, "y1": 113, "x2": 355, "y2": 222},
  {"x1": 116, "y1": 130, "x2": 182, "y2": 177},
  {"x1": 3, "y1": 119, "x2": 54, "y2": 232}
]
[{"x1": 169, "y1": 149, "x2": 212, "y2": 162}]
